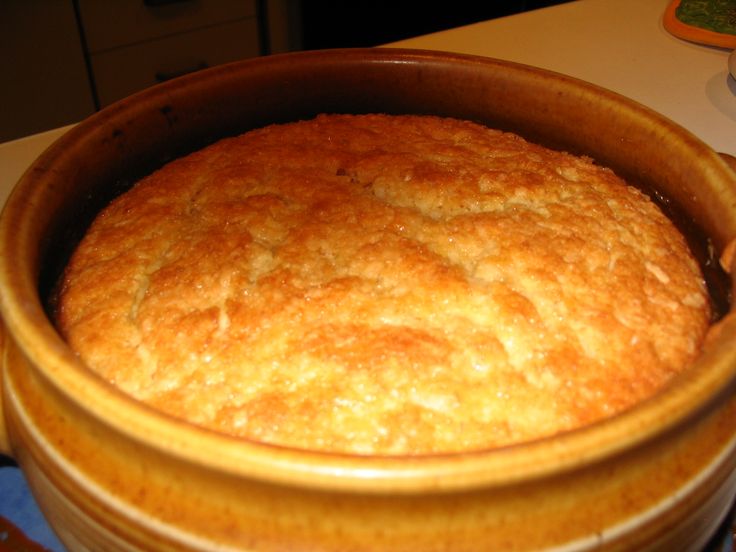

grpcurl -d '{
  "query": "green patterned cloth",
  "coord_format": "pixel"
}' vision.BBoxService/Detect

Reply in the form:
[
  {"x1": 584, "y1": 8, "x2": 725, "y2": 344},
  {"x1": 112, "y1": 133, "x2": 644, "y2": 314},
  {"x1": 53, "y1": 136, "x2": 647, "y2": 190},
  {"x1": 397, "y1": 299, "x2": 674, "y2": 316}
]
[{"x1": 676, "y1": 0, "x2": 736, "y2": 34}]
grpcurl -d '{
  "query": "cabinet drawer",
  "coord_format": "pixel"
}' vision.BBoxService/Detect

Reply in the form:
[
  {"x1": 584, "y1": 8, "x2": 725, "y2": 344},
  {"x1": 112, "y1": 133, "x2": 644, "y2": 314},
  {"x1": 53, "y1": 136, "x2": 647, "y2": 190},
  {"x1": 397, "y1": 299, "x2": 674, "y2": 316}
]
[
  {"x1": 90, "y1": 18, "x2": 260, "y2": 106},
  {"x1": 78, "y1": 0, "x2": 256, "y2": 53}
]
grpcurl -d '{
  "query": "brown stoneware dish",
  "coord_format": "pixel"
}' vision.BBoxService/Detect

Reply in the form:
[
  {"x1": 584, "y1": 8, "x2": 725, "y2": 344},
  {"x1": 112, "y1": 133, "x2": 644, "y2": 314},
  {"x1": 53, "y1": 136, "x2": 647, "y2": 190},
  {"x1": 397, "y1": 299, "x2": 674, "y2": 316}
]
[{"x1": 1, "y1": 48, "x2": 735, "y2": 551}]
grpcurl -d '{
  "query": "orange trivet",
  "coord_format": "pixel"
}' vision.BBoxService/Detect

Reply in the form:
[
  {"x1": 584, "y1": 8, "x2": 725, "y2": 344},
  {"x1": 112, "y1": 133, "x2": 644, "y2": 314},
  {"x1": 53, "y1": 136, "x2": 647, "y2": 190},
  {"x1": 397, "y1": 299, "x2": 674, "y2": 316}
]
[{"x1": 664, "y1": 0, "x2": 736, "y2": 48}]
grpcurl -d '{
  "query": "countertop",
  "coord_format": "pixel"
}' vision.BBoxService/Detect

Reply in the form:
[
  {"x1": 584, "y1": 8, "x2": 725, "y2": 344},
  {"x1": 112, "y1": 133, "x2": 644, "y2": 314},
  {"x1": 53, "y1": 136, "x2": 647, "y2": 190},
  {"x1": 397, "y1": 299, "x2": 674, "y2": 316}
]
[
  {"x1": 389, "y1": 0, "x2": 735, "y2": 156},
  {"x1": 1, "y1": 0, "x2": 734, "y2": 549}
]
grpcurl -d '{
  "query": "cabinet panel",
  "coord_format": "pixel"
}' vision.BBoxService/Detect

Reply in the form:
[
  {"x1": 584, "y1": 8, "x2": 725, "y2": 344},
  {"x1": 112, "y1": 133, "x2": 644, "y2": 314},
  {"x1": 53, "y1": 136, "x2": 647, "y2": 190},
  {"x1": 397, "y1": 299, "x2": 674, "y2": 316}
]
[
  {"x1": 78, "y1": 0, "x2": 257, "y2": 53},
  {"x1": 0, "y1": 0, "x2": 95, "y2": 141},
  {"x1": 90, "y1": 18, "x2": 260, "y2": 106}
]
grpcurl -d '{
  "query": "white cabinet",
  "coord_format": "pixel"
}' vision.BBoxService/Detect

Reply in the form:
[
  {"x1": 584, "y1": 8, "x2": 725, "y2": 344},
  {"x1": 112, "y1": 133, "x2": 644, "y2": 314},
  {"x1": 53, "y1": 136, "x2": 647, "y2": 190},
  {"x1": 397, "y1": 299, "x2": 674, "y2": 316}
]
[
  {"x1": 2, "y1": 0, "x2": 275, "y2": 141},
  {"x1": 77, "y1": 0, "x2": 261, "y2": 107}
]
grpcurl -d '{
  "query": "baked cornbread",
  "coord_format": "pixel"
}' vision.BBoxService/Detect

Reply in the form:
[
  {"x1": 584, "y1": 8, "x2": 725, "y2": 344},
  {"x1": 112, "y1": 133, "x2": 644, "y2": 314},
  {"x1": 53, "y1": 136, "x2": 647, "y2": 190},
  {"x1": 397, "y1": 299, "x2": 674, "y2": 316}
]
[{"x1": 58, "y1": 114, "x2": 711, "y2": 455}]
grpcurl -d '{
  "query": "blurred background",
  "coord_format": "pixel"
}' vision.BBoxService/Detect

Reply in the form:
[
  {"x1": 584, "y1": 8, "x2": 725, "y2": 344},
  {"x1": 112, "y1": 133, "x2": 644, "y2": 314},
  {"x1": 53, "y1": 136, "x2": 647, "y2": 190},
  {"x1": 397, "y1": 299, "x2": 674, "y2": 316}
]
[{"x1": 1, "y1": 0, "x2": 571, "y2": 142}]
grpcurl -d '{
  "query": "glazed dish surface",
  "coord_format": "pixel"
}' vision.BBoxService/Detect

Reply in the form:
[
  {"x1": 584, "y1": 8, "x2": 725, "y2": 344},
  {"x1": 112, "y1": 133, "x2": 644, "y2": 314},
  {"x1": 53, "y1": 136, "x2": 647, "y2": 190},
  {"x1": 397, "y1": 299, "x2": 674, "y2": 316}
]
[{"x1": 57, "y1": 114, "x2": 711, "y2": 455}]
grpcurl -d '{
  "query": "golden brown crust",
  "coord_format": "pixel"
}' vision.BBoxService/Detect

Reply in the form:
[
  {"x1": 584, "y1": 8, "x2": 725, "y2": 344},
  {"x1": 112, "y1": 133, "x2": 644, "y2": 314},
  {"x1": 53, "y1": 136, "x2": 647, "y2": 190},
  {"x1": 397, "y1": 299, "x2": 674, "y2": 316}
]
[{"x1": 58, "y1": 114, "x2": 711, "y2": 455}]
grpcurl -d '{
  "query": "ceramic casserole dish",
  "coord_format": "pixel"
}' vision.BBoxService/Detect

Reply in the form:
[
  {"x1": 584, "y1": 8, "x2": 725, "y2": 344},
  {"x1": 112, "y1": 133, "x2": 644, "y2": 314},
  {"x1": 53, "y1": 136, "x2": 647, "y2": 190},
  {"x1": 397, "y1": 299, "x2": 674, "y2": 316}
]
[{"x1": 0, "y1": 48, "x2": 735, "y2": 551}]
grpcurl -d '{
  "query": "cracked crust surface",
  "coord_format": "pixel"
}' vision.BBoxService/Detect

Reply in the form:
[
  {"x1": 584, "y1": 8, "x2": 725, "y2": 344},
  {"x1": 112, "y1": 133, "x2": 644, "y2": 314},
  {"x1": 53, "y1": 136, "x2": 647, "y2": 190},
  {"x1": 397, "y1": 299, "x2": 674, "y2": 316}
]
[{"x1": 58, "y1": 114, "x2": 711, "y2": 455}]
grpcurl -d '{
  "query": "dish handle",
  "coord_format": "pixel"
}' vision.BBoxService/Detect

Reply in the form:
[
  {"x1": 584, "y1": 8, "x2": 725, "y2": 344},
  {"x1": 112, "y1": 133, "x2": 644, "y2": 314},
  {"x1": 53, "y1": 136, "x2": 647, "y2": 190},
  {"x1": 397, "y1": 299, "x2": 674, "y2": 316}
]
[
  {"x1": 720, "y1": 152, "x2": 736, "y2": 172},
  {"x1": 705, "y1": 153, "x2": 736, "y2": 350},
  {"x1": 717, "y1": 154, "x2": 736, "y2": 274},
  {"x1": 0, "y1": 315, "x2": 11, "y2": 457}
]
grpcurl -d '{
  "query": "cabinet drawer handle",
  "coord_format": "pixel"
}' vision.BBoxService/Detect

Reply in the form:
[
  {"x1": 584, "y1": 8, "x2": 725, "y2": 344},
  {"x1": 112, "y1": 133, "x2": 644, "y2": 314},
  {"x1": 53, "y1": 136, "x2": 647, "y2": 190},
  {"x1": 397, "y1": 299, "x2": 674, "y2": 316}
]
[
  {"x1": 154, "y1": 61, "x2": 209, "y2": 83},
  {"x1": 143, "y1": 0, "x2": 193, "y2": 6}
]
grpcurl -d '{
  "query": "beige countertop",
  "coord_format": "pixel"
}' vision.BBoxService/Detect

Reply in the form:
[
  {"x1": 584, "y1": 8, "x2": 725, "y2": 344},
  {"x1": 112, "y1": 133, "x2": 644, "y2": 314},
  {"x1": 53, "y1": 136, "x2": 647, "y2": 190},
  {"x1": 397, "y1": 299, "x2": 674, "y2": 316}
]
[{"x1": 388, "y1": 0, "x2": 735, "y2": 156}]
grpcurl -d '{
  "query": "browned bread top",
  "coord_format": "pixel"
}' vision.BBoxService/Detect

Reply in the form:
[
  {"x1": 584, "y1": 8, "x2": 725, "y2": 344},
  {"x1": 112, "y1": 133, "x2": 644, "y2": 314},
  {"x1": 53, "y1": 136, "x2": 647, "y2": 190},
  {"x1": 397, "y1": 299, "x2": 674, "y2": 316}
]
[{"x1": 58, "y1": 114, "x2": 711, "y2": 455}]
